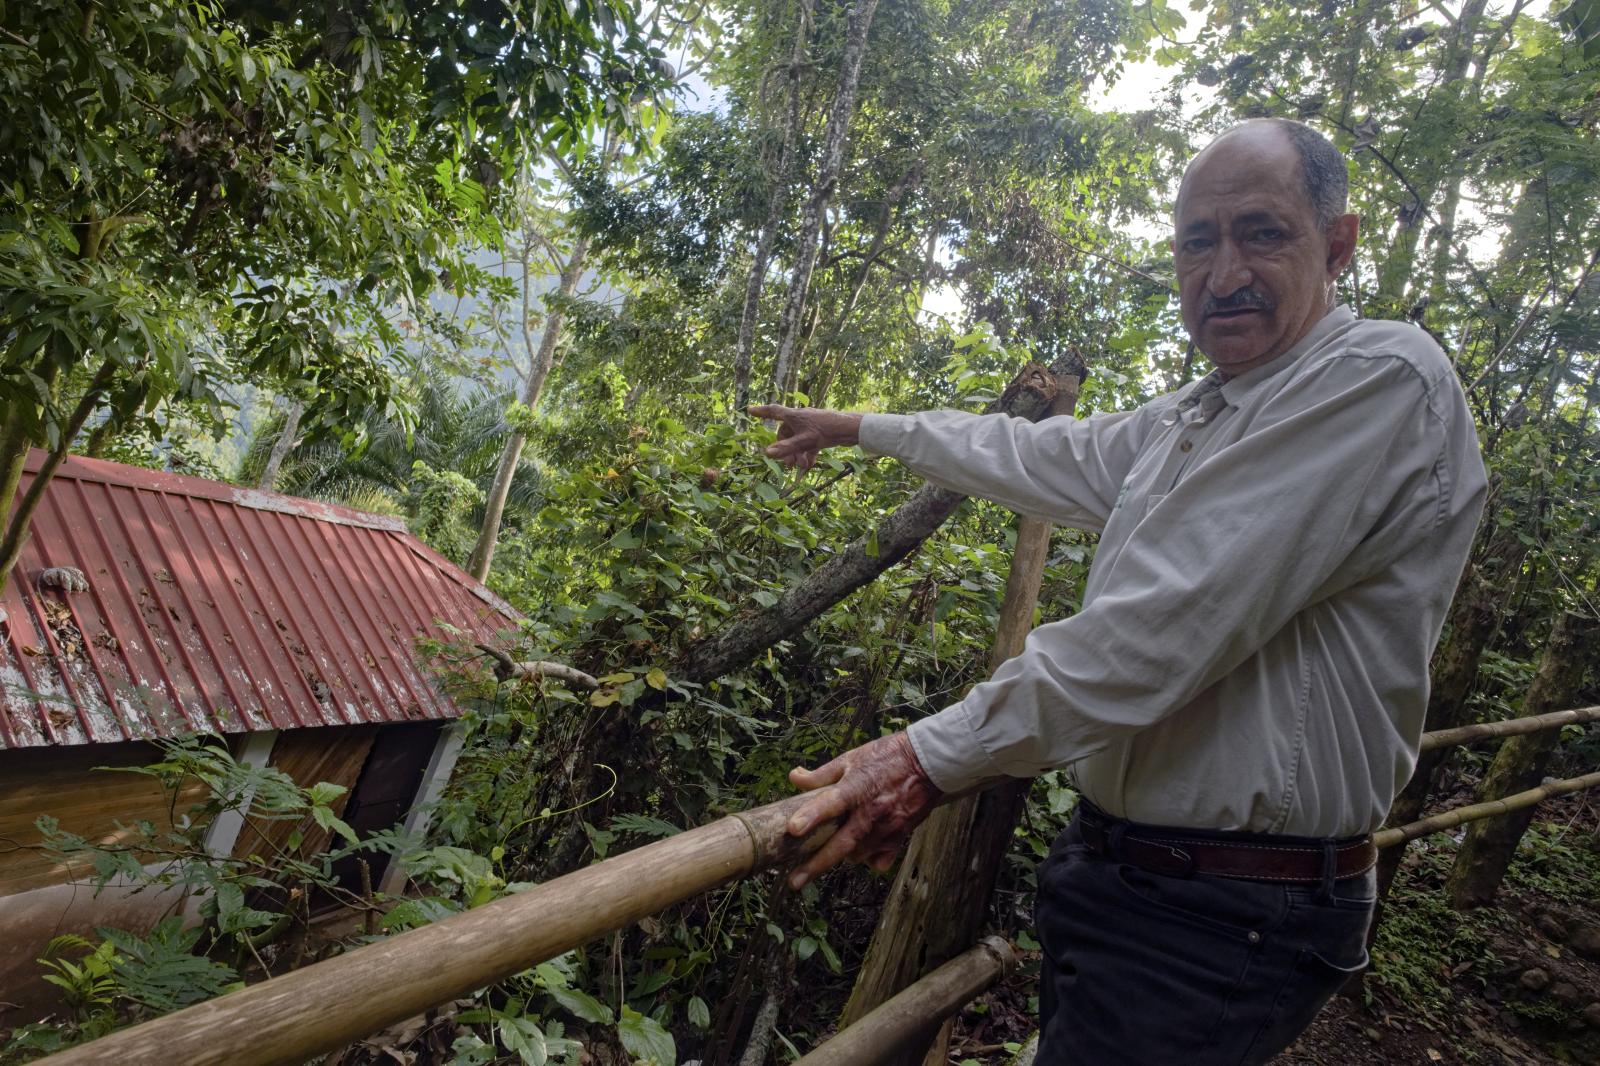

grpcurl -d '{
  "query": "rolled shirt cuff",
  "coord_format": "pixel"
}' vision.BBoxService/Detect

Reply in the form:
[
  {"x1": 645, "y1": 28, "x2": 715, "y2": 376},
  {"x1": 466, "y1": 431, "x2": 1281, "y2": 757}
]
[
  {"x1": 857, "y1": 413, "x2": 916, "y2": 458},
  {"x1": 906, "y1": 701, "x2": 1003, "y2": 795}
]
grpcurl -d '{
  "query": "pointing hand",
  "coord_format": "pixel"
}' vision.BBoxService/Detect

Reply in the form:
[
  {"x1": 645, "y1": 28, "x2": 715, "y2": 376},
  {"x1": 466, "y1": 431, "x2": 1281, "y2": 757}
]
[{"x1": 747, "y1": 405, "x2": 863, "y2": 472}]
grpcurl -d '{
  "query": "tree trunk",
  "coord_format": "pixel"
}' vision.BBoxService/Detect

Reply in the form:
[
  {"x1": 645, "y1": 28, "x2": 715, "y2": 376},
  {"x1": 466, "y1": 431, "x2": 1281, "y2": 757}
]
[
  {"x1": 838, "y1": 363, "x2": 1085, "y2": 1066},
  {"x1": 0, "y1": 358, "x2": 117, "y2": 597},
  {"x1": 466, "y1": 233, "x2": 592, "y2": 582},
  {"x1": 768, "y1": 0, "x2": 883, "y2": 401},
  {"x1": 1371, "y1": 0, "x2": 1488, "y2": 312},
  {"x1": 257, "y1": 397, "x2": 305, "y2": 491},
  {"x1": 0, "y1": 411, "x2": 30, "y2": 586},
  {"x1": 1330, "y1": 0, "x2": 1372, "y2": 139},
  {"x1": 733, "y1": 0, "x2": 814, "y2": 413},
  {"x1": 1423, "y1": 3, "x2": 1522, "y2": 321},
  {"x1": 1372, "y1": 533, "x2": 1525, "y2": 901},
  {"x1": 1445, "y1": 610, "x2": 1600, "y2": 908},
  {"x1": 807, "y1": 164, "x2": 921, "y2": 406},
  {"x1": 676, "y1": 357, "x2": 1076, "y2": 685}
]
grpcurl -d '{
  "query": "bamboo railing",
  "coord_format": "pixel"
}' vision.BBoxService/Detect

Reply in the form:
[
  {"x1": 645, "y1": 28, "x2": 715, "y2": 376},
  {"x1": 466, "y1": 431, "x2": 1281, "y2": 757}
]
[
  {"x1": 1373, "y1": 770, "x2": 1600, "y2": 849},
  {"x1": 792, "y1": 937, "x2": 1019, "y2": 1065},
  {"x1": 1417, "y1": 704, "x2": 1600, "y2": 752},
  {"x1": 37, "y1": 704, "x2": 1600, "y2": 1066},
  {"x1": 37, "y1": 796, "x2": 835, "y2": 1066},
  {"x1": 1369, "y1": 704, "x2": 1600, "y2": 850}
]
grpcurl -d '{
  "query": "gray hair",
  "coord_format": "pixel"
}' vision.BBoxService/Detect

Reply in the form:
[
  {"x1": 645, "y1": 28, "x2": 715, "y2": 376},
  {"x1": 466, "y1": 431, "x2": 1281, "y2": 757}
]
[{"x1": 1270, "y1": 118, "x2": 1349, "y2": 231}]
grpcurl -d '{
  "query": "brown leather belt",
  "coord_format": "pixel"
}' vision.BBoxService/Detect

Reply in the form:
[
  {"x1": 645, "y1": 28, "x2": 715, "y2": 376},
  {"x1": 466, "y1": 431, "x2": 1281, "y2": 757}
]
[{"x1": 1074, "y1": 804, "x2": 1378, "y2": 885}]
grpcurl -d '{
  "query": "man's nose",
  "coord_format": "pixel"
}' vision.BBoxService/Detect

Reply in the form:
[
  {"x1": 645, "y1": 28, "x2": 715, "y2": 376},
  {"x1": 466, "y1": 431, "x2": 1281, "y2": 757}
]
[{"x1": 1206, "y1": 240, "x2": 1252, "y2": 297}]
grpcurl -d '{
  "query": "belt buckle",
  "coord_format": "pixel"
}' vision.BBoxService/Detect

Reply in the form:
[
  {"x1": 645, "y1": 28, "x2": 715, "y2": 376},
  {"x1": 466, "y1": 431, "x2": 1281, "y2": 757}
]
[{"x1": 1153, "y1": 841, "x2": 1197, "y2": 879}]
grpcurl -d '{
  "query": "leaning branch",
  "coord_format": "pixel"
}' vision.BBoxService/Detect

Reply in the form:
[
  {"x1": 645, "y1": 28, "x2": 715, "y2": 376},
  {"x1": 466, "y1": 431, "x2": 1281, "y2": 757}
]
[
  {"x1": 475, "y1": 644, "x2": 600, "y2": 690},
  {"x1": 0, "y1": 358, "x2": 119, "y2": 593},
  {"x1": 791, "y1": 937, "x2": 1018, "y2": 1066}
]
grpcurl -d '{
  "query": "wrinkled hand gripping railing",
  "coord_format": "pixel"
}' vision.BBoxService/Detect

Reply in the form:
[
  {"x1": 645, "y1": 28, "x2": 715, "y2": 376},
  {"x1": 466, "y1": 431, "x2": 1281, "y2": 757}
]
[{"x1": 39, "y1": 708, "x2": 1600, "y2": 1066}]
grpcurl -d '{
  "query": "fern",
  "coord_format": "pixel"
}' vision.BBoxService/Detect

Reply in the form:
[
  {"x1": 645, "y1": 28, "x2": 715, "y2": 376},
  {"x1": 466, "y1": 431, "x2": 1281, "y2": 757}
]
[
  {"x1": 606, "y1": 813, "x2": 682, "y2": 839},
  {"x1": 102, "y1": 919, "x2": 239, "y2": 1013}
]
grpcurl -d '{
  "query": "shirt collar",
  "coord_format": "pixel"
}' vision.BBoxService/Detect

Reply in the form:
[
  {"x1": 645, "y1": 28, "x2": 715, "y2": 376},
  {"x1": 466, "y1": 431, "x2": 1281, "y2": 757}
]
[
  {"x1": 1175, "y1": 367, "x2": 1227, "y2": 417},
  {"x1": 1217, "y1": 304, "x2": 1355, "y2": 408}
]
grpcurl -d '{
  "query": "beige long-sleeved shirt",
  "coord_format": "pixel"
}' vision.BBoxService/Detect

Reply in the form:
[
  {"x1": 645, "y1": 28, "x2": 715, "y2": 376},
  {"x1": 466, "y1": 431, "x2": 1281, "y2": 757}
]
[{"x1": 860, "y1": 306, "x2": 1487, "y2": 837}]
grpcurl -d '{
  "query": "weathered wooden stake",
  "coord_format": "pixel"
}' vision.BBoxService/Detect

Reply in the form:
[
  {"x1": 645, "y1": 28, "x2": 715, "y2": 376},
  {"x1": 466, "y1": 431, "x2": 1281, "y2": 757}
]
[{"x1": 841, "y1": 357, "x2": 1085, "y2": 1066}]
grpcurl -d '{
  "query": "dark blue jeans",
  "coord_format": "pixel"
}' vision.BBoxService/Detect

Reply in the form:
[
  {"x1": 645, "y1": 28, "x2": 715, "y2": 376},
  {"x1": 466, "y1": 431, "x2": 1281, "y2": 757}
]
[{"x1": 1034, "y1": 817, "x2": 1375, "y2": 1065}]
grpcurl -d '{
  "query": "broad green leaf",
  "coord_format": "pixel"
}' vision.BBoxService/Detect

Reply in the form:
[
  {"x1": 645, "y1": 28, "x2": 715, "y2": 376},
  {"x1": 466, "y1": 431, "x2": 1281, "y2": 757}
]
[
  {"x1": 547, "y1": 983, "x2": 614, "y2": 1024},
  {"x1": 618, "y1": 1005, "x2": 675, "y2": 1066}
]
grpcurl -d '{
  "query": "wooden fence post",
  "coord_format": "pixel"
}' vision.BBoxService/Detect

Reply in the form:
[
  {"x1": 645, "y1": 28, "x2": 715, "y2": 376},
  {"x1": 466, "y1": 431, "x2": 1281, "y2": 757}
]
[{"x1": 839, "y1": 357, "x2": 1086, "y2": 1066}]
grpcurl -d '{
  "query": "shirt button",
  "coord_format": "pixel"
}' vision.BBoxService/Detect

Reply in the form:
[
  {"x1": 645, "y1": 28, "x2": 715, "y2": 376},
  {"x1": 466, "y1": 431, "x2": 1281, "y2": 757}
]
[{"x1": 1180, "y1": 440, "x2": 1194, "y2": 453}]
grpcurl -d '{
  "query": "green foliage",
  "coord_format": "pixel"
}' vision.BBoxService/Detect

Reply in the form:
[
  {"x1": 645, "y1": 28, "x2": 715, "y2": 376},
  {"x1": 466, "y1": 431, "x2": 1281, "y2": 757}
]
[
  {"x1": 1369, "y1": 846, "x2": 1502, "y2": 1023},
  {"x1": 9, "y1": 0, "x2": 1600, "y2": 1059},
  {"x1": 37, "y1": 937, "x2": 119, "y2": 1020},
  {"x1": 1501, "y1": 822, "x2": 1600, "y2": 904},
  {"x1": 408, "y1": 459, "x2": 488, "y2": 561},
  {"x1": 617, "y1": 1005, "x2": 676, "y2": 1065},
  {"x1": 99, "y1": 921, "x2": 241, "y2": 1014},
  {"x1": 1, "y1": 738, "x2": 395, "y2": 1058},
  {"x1": 241, "y1": 366, "x2": 545, "y2": 562},
  {"x1": 0, "y1": 0, "x2": 680, "y2": 596}
]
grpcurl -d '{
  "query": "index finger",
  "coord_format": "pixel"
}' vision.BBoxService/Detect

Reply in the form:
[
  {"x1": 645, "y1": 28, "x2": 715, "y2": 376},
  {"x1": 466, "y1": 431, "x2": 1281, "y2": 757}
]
[
  {"x1": 786, "y1": 784, "x2": 854, "y2": 838},
  {"x1": 746, "y1": 404, "x2": 788, "y2": 420}
]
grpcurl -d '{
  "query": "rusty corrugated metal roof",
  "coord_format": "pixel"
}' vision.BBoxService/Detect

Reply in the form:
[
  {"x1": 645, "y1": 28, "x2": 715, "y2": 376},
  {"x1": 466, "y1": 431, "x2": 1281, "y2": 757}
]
[{"x1": 0, "y1": 450, "x2": 520, "y2": 748}]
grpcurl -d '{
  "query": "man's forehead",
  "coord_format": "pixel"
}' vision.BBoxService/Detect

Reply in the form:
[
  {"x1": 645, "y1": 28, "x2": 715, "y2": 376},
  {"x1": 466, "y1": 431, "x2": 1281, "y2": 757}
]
[
  {"x1": 1177, "y1": 208, "x2": 1285, "y2": 235},
  {"x1": 1175, "y1": 133, "x2": 1308, "y2": 222}
]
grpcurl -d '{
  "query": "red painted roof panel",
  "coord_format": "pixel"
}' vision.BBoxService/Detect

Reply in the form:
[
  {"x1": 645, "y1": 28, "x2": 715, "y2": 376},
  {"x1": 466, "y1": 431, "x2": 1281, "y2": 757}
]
[{"x1": 0, "y1": 451, "x2": 519, "y2": 748}]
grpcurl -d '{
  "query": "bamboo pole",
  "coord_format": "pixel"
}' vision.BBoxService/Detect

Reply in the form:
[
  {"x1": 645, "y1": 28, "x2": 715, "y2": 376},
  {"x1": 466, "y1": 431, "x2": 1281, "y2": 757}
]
[
  {"x1": 793, "y1": 937, "x2": 1019, "y2": 1066},
  {"x1": 1372, "y1": 770, "x2": 1600, "y2": 849},
  {"x1": 39, "y1": 796, "x2": 834, "y2": 1066},
  {"x1": 1418, "y1": 704, "x2": 1600, "y2": 752}
]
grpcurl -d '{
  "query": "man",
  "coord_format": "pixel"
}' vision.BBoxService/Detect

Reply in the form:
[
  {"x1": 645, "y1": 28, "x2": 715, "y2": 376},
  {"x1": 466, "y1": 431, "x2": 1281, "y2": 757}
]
[{"x1": 749, "y1": 118, "x2": 1487, "y2": 1064}]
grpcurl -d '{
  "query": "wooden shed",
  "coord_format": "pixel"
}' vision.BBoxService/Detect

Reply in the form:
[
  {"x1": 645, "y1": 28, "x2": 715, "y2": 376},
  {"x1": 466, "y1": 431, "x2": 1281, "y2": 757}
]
[{"x1": 0, "y1": 450, "x2": 518, "y2": 1014}]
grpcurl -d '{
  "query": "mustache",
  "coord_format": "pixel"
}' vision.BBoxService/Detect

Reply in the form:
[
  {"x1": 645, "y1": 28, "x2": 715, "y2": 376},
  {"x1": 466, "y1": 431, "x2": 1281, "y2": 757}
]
[{"x1": 1202, "y1": 289, "x2": 1275, "y2": 317}]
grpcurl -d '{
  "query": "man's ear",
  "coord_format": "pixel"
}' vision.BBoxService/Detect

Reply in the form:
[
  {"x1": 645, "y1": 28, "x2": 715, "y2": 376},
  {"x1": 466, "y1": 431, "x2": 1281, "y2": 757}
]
[{"x1": 1325, "y1": 213, "x2": 1359, "y2": 277}]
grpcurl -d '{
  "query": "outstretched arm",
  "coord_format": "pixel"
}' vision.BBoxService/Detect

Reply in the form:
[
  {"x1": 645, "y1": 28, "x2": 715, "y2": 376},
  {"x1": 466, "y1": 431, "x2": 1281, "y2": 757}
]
[{"x1": 750, "y1": 402, "x2": 1158, "y2": 532}]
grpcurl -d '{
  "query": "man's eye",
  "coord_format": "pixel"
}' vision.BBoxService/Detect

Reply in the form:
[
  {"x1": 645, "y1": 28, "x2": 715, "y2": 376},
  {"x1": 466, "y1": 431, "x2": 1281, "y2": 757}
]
[
  {"x1": 1250, "y1": 228, "x2": 1285, "y2": 243},
  {"x1": 1182, "y1": 238, "x2": 1212, "y2": 253}
]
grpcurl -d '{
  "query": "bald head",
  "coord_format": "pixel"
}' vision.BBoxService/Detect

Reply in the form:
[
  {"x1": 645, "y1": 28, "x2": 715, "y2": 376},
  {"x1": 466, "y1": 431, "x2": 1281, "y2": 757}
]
[{"x1": 1179, "y1": 119, "x2": 1349, "y2": 232}]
